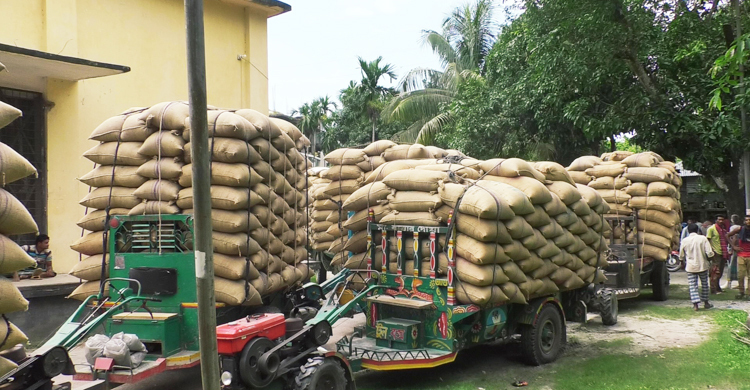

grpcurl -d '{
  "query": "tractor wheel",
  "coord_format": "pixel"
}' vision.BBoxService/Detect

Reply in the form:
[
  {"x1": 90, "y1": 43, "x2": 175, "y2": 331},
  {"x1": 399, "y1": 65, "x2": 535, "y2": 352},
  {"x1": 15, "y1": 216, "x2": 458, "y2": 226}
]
[
  {"x1": 651, "y1": 260, "x2": 670, "y2": 301},
  {"x1": 520, "y1": 304, "x2": 565, "y2": 366},
  {"x1": 238, "y1": 337, "x2": 277, "y2": 388},
  {"x1": 597, "y1": 288, "x2": 618, "y2": 326},
  {"x1": 295, "y1": 357, "x2": 348, "y2": 390}
]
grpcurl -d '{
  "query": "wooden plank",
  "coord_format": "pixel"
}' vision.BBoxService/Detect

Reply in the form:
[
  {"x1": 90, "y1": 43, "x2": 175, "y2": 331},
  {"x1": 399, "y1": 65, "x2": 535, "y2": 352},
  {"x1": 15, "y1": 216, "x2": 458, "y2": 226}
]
[
  {"x1": 112, "y1": 312, "x2": 178, "y2": 320},
  {"x1": 366, "y1": 295, "x2": 434, "y2": 309}
]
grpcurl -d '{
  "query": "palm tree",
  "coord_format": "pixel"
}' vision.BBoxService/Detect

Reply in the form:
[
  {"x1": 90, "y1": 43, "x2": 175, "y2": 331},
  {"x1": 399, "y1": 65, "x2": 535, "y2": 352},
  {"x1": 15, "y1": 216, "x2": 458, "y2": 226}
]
[
  {"x1": 312, "y1": 96, "x2": 337, "y2": 153},
  {"x1": 384, "y1": 0, "x2": 496, "y2": 144},
  {"x1": 294, "y1": 96, "x2": 337, "y2": 155},
  {"x1": 356, "y1": 56, "x2": 397, "y2": 142}
]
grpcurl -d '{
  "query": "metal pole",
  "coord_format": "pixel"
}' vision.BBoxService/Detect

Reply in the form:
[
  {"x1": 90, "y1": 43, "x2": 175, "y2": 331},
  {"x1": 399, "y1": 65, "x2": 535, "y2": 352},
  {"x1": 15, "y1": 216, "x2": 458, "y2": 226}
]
[
  {"x1": 734, "y1": 0, "x2": 749, "y2": 214},
  {"x1": 185, "y1": 1, "x2": 219, "y2": 389}
]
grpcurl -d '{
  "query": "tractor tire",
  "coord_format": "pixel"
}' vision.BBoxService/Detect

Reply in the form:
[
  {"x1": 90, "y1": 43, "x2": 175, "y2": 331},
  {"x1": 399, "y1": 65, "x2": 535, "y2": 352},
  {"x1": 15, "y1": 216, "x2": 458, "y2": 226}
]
[
  {"x1": 597, "y1": 288, "x2": 618, "y2": 326},
  {"x1": 651, "y1": 260, "x2": 670, "y2": 301},
  {"x1": 520, "y1": 304, "x2": 565, "y2": 366},
  {"x1": 295, "y1": 357, "x2": 348, "y2": 390}
]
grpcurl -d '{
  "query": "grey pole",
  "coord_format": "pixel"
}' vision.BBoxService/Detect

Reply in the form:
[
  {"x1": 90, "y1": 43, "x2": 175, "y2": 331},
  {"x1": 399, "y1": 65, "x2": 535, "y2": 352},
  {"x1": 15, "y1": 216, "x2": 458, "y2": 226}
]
[
  {"x1": 732, "y1": 0, "x2": 750, "y2": 214},
  {"x1": 185, "y1": 1, "x2": 219, "y2": 389}
]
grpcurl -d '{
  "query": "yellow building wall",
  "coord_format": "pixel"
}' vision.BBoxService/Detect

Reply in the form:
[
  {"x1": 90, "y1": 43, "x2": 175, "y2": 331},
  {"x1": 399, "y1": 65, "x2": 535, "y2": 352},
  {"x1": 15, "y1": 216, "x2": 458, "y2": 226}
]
[{"x1": 1, "y1": 0, "x2": 272, "y2": 273}]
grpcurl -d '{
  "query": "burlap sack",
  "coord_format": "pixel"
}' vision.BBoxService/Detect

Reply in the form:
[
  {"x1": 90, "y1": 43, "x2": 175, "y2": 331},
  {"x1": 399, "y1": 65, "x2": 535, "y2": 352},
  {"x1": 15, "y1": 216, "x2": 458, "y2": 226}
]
[
  {"x1": 234, "y1": 109, "x2": 276, "y2": 139},
  {"x1": 139, "y1": 130, "x2": 184, "y2": 157},
  {"x1": 637, "y1": 220, "x2": 675, "y2": 239},
  {"x1": 79, "y1": 187, "x2": 139, "y2": 209},
  {"x1": 363, "y1": 140, "x2": 396, "y2": 156},
  {"x1": 539, "y1": 220, "x2": 565, "y2": 239},
  {"x1": 0, "y1": 143, "x2": 38, "y2": 185},
  {"x1": 588, "y1": 176, "x2": 616, "y2": 190},
  {"x1": 343, "y1": 249, "x2": 385, "y2": 270},
  {"x1": 533, "y1": 162, "x2": 575, "y2": 185},
  {"x1": 483, "y1": 176, "x2": 552, "y2": 205},
  {"x1": 545, "y1": 181, "x2": 582, "y2": 206},
  {"x1": 118, "y1": 113, "x2": 154, "y2": 142},
  {"x1": 0, "y1": 189, "x2": 37, "y2": 235},
  {"x1": 321, "y1": 180, "x2": 360, "y2": 197},
  {"x1": 621, "y1": 153, "x2": 659, "y2": 168},
  {"x1": 638, "y1": 209, "x2": 680, "y2": 227},
  {"x1": 133, "y1": 180, "x2": 181, "y2": 201},
  {"x1": 128, "y1": 201, "x2": 180, "y2": 215},
  {"x1": 184, "y1": 138, "x2": 261, "y2": 165},
  {"x1": 342, "y1": 181, "x2": 390, "y2": 212},
  {"x1": 456, "y1": 214, "x2": 513, "y2": 244},
  {"x1": 0, "y1": 278, "x2": 29, "y2": 313},
  {"x1": 71, "y1": 231, "x2": 106, "y2": 255},
  {"x1": 0, "y1": 319, "x2": 28, "y2": 351},
  {"x1": 343, "y1": 231, "x2": 383, "y2": 254},
  {"x1": 568, "y1": 171, "x2": 593, "y2": 184},
  {"x1": 383, "y1": 170, "x2": 450, "y2": 192},
  {"x1": 341, "y1": 204, "x2": 390, "y2": 231},
  {"x1": 441, "y1": 181, "x2": 533, "y2": 218},
  {"x1": 379, "y1": 211, "x2": 442, "y2": 226},
  {"x1": 640, "y1": 244, "x2": 669, "y2": 261},
  {"x1": 633, "y1": 231, "x2": 672, "y2": 249},
  {"x1": 601, "y1": 151, "x2": 634, "y2": 161},
  {"x1": 505, "y1": 216, "x2": 535, "y2": 240},
  {"x1": 623, "y1": 167, "x2": 673, "y2": 183},
  {"x1": 321, "y1": 165, "x2": 363, "y2": 181},
  {"x1": 415, "y1": 164, "x2": 481, "y2": 180},
  {"x1": 357, "y1": 156, "x2": 387, "y2": 171},
  {"x1": 177, "y1": 186, "x2": 261, "y2": 211},
  {"x1": 77, "y1": 208, "x2": 130, "y2": 231},
  {"x1": 585, "y1": 163, "x2": 626, "y2": 178},
  {"x1": 521, "y1": 230, "x2": 548, "y2": 250},
  {"x1": 69, "y1": 255, "x2": 108, "y2": 281},
  {"x1": 543, "y1": 194, "x2": 568, "y2": 217},
  {"x1": 504, "y1": 240, "x2": 532, "y2": 260},
  {"x1": 388, "y1": 191, "x2": 442, "y2": 212},
  {"x1": 211, "y1": 232, "x2": 261, "y2": 257},
  {"x1": 553, "y1": 230, "x2": 575, "y2": 247},
  {"x1": 456, "y1": 234, "x2": 510, "y2": 265},
  {"x1": 628, "y1": 196, "x2": 679, "y2": 213},
  {"x1": 213, "y1": 253, "x2": 259, "y2": 281},
  {"x1": 249, "y1": 139, "x2": 283, "y2": 164},
  {"x1": 567, "y1": 156, "x2": 602, "y2": 171},
  {"x1": 479, "y1": 158, "x2": 547, "y2": 182},
  {"x1": 382, "y1": 144, "x2": 432, "y2": 161},
  {"x1": 179, "y1": 162, "x2": 262, "y2": 188},
  {"x1": 135, "y1": 158, "x2": 182, "y2": 180},
  {"x1": 83, "y1": 142, "x2": 148, "y2": 166},
  {"x1": 0, "y1": 235, "x2": 35, "y2": 274},
  {"x1": 215, "y1": 277, "x2": 249, "y2": 306},
  {"x1": 324, "y1": 148, "x2": 366, "y2": 165},
  {"x1": 141, "y1": 101, "x2": 190, "y2": 130},
  {"x1": 456, "y1": 257, "x2": 509, "y2": 286},
  {"x1": 596, "y1": 189, "x2": 631, "y2": 204},
  {"x1": 0, "y1": 101, "x2": 22, "y2": 129},
  {"x1": 79, "y1": 166, "x2": 144, "y2": 188},
  {"x1": 647, "y1": 182, "x2": 678, "y2": 197},
  {"x1": 574, "y1": 185, "x2": 604, "y2": 209},
  {"x1": 68, "y1": 280, "x2": 109, "y2": 301}
]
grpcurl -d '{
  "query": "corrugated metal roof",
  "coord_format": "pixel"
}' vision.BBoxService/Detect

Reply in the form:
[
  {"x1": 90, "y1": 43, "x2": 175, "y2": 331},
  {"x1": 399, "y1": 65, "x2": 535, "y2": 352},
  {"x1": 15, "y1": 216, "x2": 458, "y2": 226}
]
[{"x1": 676, "y1": 161, "x2": 701, "y2": 177}]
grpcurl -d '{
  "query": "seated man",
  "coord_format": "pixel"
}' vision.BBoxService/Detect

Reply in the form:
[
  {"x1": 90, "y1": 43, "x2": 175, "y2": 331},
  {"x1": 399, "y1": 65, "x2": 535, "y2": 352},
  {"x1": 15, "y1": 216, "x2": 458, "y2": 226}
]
[{"x1": 13, "y1": 234, "x2": 54, "y2": 280}]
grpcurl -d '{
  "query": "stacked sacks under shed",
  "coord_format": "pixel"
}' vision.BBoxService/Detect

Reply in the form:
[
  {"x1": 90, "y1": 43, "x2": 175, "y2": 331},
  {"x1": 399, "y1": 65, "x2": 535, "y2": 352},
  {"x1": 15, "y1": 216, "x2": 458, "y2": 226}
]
[{"x1": 0, "y1": 96, "x2": 40, "y2": 375}]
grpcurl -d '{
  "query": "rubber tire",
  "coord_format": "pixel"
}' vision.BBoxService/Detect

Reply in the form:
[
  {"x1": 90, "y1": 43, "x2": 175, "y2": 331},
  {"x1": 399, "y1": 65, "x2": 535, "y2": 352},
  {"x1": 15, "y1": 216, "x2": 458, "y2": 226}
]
[
  {"x1": 520, "y1": 304, "x2": 565, "y2": 366},
  {"x1": 651, "y1": 260, "x2": 670, "y2": 301},
  {"x1": 666, "y1": 254, "x2": 681, "y2": 272},
  {"x1": 598, "y1": 289, "x2": 618, "y2": 326},
  {"x1": 295, "y1": 357, "x2": 348, "y2": 390}
]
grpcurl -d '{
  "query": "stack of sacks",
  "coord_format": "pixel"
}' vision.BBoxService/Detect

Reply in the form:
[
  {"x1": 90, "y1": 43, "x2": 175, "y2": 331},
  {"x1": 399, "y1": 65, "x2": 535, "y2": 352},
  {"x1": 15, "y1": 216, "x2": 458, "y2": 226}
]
[
  {"x1": 307, "y1": 168, "x2": 332, "y2": 251},
  {"x1": 0, "y1": 96, "x2": 39, "y2": 375},
  {"x1": 69, "y1": 102, "x2": 313, "y2": 306},
  {"x1": 566, "y1": 151, "x2": 682, "y2": 261}
]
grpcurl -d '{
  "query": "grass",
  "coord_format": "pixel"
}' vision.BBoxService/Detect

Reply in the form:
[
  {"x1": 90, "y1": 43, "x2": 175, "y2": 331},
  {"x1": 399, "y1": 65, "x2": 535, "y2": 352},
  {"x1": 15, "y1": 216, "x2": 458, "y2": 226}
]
[
  {"x1": 636, "y1": 305, "x2": 701, "y2": 321},
  {"x1": 670, "y1": 284, "x2": 745, "y2": 302},
  {"x1": 355, "y1": 310, "x2": 750, "y2": 390}
]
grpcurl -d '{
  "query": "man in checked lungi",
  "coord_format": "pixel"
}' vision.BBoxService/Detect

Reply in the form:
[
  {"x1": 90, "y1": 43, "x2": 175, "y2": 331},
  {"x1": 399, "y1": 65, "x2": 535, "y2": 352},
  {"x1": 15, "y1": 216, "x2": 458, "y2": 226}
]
[{"x1": 679, "y1": 223, "x2": 715, "y2": 311}]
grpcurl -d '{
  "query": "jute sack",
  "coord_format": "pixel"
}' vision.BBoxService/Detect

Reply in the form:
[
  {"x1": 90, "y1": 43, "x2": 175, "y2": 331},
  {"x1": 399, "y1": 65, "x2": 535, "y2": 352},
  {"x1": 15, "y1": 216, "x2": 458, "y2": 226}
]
[
  {"x1": 455, "y1": 282, "x2": 509, "y2": 306},
  {"x1": 0, "y1": 143, "x2": 38, "y2": 185},
  {"x1": 329, "y1": 236, "x2": 348, "y2": 253},
  {"x1": 554, "y1": 209, "x2": 579, "y2": 227},
  {"x1": 341, "y1": 204, "x2": 390, "y2": 231},
  {"x1": 596, "y1": 189, "x2": 631, "y2": 204},
  {"x1": 503, "y1": 240, "x2": 532, "y2": 261},
  {"x1": 139, "y1": 130, "x2": 184, "y2": 157},
  {"x1": 128, "y1": 201, "x2": 180, "y2": 215},
  {"x1": 623, "y1": 167, "x2": 673, "y2": 183},
  {"x1": 0, "y1": 357, "x2": 19, "y2": 376},
  {"x1": 343, "y1": 230, "x2": 383, "y2": 253},
  {"x1": 0, "y1": 278, "x2": 29, "y2": 313},
  {"x1": 68, "y1": 280, "x2": 108, "y2": 301},
  {"x1": 479, "y1": 158, "x2": 547, "y2": 182},
  {"x1": 215, "y1": 277, "x2": 257, "y2": 306},
  {"x1": 637, "y1": 220, "x2": 675, "y2": 239},
  {"x1": 533, "y1": 162, "x2": 575, "y2": 185},
  {"x1": 567, "y1": 156, "x2": 602, "y2": 171},
  {"x1": 536, "y1": 240, "x2": 562, "y2": 259},
  {"x1": 588, "y1": 176, "x2": 617, "y2": 190},
  {"x1": 321, "y1": 180, "x2": 360, "y2": 197},
  {"x1": 439, "y1": 182, "x2": 523, "y2": 220},
  {"x1": 574, "y1": 185, "x2": 604, "y2": 208},
  {"x1": 89, "y1": 114, "x2": 127, "y2": 141},
  {"x1": 634, "y1": 231, "x2": 672, "y2": 249},
  {"x1": 343, "y1": 249, "x2": 385, "y2": 270},
  {"x1": 184, "y1": 209, "x2": 261, "y2": 233},
  {"x1": 639, "y1": 209, "x2": 681, "y2": 227},
  {"x1": 83, "y1": 142, "x2": 148, "y2": 166},
  {"x1": 321, "y1": 165, "x2": 363, "y2": 181},
  {"x1": 552, "y1": 230, "x2": 575, "y2": 247},
  {"x1": 605, "y1": 202, "x2": 634, "y2": 216},
  {"x1": 184, "y1": 138, "x2": 261, "y2": 164},
  {"x1": 539, "y1": 220, "x2": 565, "y2": 239},
  {"x1": 543, "y1": 193, "x2": 568, "y2": 217},
  {"x1": 363, "y1": 160, "x2": 424, "y2": 184},
  {"x1": 0, "y1": 101, "x2": 22, "y2": 129},
  {"x1": 0, "y1": 189, "x2": 38, "y2": 235},
  {"x1": 388, "y1": 191, "x2": 442, "y2": 212},
  {"x1": 325, "y1": 148, "x2": 366, "y2": 165},
  {"x1": 426, "y1": 146, "x2": 447, "y2": 158},
  {"x1": 625, "y1": 182, "x2": 647, "y2": 197},
  {"x1": 568, "y1": 171, "x2": 593, "y2": 185},
  {"x1": 213, "y1": 254, "x2": 260, "y2": 281},
  {"x1": 211, "y1": 232, "x2": 261, "y2": 257},
  {"x1": 137, "y1": 158, "x2": 183, "y2": 180},
  {"x1": 77, "y1": 208, "x2": 130, "y2": 231},
  {"x1": 249, "y1": 139, "x2": 283, "y2": 164},
  {"x1": 601, "y1": 151, "x2": 634, "y2": 161},
  {"x1": 120, "y1": 113, "x2": 154, "y2": 142},
  {"x1": 382, "y1": 144, "x2": 432, "y2": 161},
  {"x1": 584, "y1": 163, "x2": 626, "y2": 178},
  {"x1": 363, "y1": 140, "x2": 396, "y2": 156},
  {"x1": 483, "y1": 176, "x2": 552, "y2": 205},
  {"x1": 528, "y1": 259, "x2": 559, "y2": 280},
  {"x1": 628, "y1": 196, "x2": 679, "y2": 213},
  {"x1": 455, "y1": 234, "x2": 510, "y2": 265},
  {"x1": 415, "y1": 164, "x2": 481, "y2": 180},
  {"x1": 312, "y1": 209, "x2": 332, "y2": 222},
  {"x1": 456, "y1": 214, "x2": 512, "y2": 244},
  {"x1": 310, "y1": 220, "x2": 333, "y2": 233},
  {"x1": 521, "y1": 230, "x2": 547, "y2": 250},
  {"x1": 356, "y1": 156, "x2": 386, "y2": 171},
  {"x1": 177, "y1": 186, "x2": 261, "y2": 211},
  {"x1": 545, "y1": 181, "x2": 582, "y2": 206},
  {"x1": 71, "y1": 231, "x2": 105, "y2": 255},
  {"x1": 640, "y1": 244, "x2": 669, "y2": 261},
  {"x1": 141, "y1": 101, "x2": 190, "y2": 130},
  {"x1": 383, "y1": 170, "x2": 450, "y2": 192},
  {"x1": 647, "y1": 182, "x2": 678, "y2": 197},
  {"x1": 234, "y1": 109, "x2": 276, "y2": 139},
  {"x1": 379, "y1": 211, "x2": 442, "y2": 226},
  {"x1": 79, "y1": 166, "x2": 145, "y2": 188},
  {"x1": 456, "y1": 257, "x2": 509, "y2": 286},
  {"x1": 179, "y1": 162, "x2": 262, "y2": 188},
  {"x1": 270, "y1": 117, "x2": 303, "y2": 142},
  {"x1": 133, "y1": 180, "x2": 181, "y2": 201},
  {"x1": 69, "y1": 255, "x2": 108, "y2": 281},
  {"x1": 523, "y1": 206, "x2": 552, "y2": 228},
  {"x1": 0, "y1": 235, "x2": 35, "y2": 274},
  {"x1": 342, "y1": 182, "x2": 390, "y2": 212},
  {"x1": 621, "y1": 153, "x2": 659, "y2": 168},
  {"x1": 79, "y1": 187, "x2": 140, "y2": 209},
  {"x1": 569, "y1": 199, "x2": 592, "y2": 217},
  {"x1": 0, "y1": 319, "x2": 28, "y2": 350},
  {"x1": 505, "y1": 216, "x2": 535, "y2": 240}
]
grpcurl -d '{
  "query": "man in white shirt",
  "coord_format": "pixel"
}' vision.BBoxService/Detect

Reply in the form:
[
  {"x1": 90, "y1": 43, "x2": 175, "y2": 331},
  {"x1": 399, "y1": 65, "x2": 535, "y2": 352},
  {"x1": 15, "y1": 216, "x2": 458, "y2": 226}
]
[{"x1": 679, "y1": 224, "x2": 715, "y2": 311}]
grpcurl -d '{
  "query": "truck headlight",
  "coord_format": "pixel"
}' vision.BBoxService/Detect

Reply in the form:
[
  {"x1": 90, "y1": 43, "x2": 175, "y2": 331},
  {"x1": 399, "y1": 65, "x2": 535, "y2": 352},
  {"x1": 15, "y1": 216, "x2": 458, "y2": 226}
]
[{"x1": 221, "y1": 371, "x2": 233, "y2": 386}]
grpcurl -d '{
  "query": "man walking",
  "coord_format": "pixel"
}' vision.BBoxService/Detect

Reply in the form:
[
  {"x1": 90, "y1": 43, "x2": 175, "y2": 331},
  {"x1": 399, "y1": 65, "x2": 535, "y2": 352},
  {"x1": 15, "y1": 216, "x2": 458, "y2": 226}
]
[
  {"x1": 679, "y1": 223, "x2": 714, "y2": 311},
  {"x1": 681, "y1": 218, "x2": 695, "y2": 241},
  {"x1": 706, "y1": 215, "x2": 729, "y2": 293},
  {"x1": 727, "y1": 216, "x2": 750, "y2": 299}
]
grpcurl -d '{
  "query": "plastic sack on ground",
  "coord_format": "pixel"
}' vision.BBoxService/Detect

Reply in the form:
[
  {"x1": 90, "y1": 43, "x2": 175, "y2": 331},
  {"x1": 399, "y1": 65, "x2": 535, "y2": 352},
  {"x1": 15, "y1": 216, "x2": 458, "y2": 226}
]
[
  {"x1": 84, "y1": 334, "x2": 110, "y2": 365},
  {"x1": 103, "y1": 338, "x2": 132, "y2": 368},
  {"x1": 111, "y1": 332, "x2": 147, "y2": 353}
]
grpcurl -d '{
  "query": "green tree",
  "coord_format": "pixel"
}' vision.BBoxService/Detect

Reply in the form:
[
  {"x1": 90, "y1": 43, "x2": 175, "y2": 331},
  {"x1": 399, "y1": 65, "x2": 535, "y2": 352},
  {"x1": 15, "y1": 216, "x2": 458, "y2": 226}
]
[
  {"x1": 295, "y1": 96, "x2": 337, "y2": 155},
  {"x1": 356, "y1": 56, "x2": 397, "y2": 142},
  {"x1": 384, "y1": 0, "x2": 497, "y2": 144}
]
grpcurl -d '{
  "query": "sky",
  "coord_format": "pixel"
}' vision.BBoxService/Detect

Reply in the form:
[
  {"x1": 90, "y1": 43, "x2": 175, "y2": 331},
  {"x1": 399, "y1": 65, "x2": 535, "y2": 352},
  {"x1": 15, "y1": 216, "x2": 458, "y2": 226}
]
[{"x1": 267, "y1": 0, "x2": 507, "y2": 115}]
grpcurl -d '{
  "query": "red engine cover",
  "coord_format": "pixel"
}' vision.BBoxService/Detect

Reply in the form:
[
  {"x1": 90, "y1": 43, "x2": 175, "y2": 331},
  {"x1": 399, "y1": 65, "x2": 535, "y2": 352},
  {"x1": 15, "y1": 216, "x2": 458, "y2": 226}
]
[{"x1": 216, "y1": 313, "x2": 286, "y2": 355}]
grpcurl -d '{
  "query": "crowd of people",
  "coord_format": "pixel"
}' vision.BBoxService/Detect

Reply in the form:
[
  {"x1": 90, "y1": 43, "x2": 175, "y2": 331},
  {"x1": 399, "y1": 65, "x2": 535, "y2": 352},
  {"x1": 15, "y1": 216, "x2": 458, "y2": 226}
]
[{"x1": 678, "y1": 214, "x2": 749, "y2": 311}]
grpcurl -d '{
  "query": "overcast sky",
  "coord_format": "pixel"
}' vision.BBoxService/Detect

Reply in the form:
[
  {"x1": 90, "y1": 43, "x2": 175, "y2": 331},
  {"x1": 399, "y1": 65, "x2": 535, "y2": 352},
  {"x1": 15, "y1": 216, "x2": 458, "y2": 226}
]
[{"x1": 267, "y1": 0, "x2": 509, "y2": 115}]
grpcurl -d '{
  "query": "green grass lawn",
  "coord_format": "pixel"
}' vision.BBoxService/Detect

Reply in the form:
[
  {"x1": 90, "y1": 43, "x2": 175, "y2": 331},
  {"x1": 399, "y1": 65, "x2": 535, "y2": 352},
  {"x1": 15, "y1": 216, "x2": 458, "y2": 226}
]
[{"x1": 356, "y1": 310, "x2": 750, "y2": 390}]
